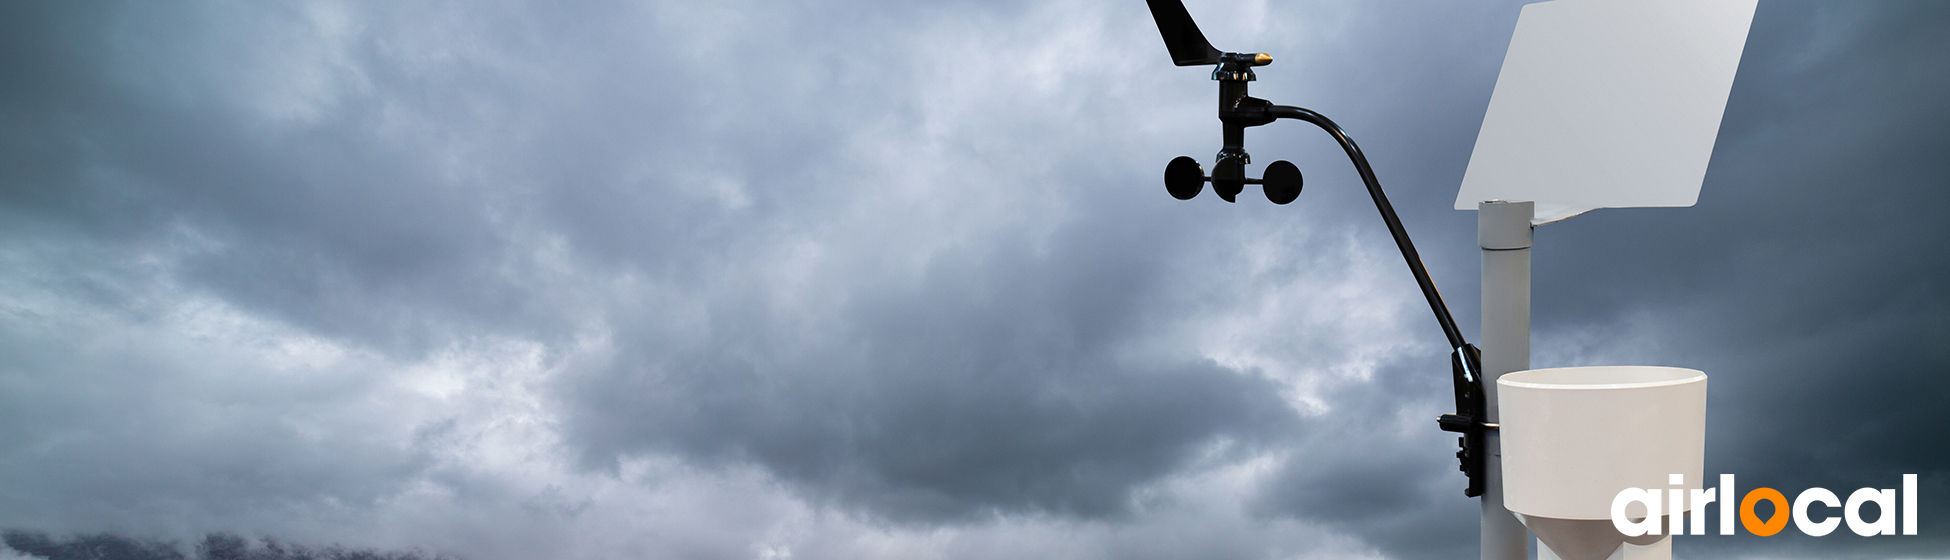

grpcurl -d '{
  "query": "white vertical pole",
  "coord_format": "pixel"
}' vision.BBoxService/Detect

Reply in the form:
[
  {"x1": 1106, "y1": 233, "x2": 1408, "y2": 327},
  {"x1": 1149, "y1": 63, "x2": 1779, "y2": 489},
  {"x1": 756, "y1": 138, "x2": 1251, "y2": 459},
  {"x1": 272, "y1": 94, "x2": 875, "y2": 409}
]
[
  {"x1": 1479, "y1": 200, "x2": 1533, "y2": 560},
  {"x1": 1620, "y1": 539, "x2": 1672, "y2": 560}
]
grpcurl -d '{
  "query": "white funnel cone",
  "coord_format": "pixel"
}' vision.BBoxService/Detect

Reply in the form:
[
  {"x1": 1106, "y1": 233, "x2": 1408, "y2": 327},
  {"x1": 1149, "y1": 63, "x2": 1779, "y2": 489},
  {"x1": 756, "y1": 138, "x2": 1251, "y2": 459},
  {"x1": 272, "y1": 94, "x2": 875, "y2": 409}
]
[{"x1": 1500, "y1": 366, "x2": 1707, "y2": 560}]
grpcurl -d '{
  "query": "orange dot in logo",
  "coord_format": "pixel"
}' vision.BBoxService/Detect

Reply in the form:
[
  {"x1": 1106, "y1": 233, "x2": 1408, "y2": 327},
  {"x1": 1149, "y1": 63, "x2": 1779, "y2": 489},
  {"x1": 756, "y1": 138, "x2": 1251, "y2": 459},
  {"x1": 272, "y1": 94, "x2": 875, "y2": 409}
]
[{"x1": 1741, "y1": 487, "x2": 1791, "y2": 536}]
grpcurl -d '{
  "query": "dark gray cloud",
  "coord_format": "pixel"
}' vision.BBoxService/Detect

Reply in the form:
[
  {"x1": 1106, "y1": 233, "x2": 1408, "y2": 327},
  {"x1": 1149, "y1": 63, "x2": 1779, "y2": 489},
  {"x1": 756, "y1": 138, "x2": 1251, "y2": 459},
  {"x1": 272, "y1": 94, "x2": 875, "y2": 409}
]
[
  {"x1": 1, "y1": 1, "x2": 1945, "y2": 559},
  {"x1": 1247, "y1": 354, "x2": 1480, "y2": 560},
  {"x1": 559, "y1": 200, "x2": 1305, "y2": 522}
]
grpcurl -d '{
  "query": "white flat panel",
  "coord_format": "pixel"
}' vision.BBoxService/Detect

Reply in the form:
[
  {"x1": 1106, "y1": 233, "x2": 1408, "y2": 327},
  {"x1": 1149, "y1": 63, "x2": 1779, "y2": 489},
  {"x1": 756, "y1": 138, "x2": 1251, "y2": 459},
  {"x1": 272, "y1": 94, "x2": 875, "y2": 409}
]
[{"x1": 1456, "y1": 0, "x2": 1757, "y2": 224}]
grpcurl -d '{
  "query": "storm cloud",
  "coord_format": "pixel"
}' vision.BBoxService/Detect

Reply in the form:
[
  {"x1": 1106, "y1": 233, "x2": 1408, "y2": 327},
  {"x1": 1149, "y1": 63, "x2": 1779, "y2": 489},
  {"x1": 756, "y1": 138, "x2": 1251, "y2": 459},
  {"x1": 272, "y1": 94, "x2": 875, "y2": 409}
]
[{"x1": 1, "y1": 1, "x2": 1944, "y2": 560}]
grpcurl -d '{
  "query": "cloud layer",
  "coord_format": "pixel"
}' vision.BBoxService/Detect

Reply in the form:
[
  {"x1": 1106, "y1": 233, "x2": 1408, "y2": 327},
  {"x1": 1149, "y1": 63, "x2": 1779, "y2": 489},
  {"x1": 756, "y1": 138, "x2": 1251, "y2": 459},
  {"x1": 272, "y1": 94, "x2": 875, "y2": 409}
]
[{"x1": 1, "y1": 1, "x2": 1945, "y2": 559}]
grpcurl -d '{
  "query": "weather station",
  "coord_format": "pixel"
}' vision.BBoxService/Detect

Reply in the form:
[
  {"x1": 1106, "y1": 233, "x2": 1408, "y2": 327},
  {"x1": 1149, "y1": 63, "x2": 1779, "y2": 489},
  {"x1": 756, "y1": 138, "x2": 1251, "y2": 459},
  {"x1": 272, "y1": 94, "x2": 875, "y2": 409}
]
[{"x1": 1140, "y1": 0, "x2": 1757, "y2": 559}]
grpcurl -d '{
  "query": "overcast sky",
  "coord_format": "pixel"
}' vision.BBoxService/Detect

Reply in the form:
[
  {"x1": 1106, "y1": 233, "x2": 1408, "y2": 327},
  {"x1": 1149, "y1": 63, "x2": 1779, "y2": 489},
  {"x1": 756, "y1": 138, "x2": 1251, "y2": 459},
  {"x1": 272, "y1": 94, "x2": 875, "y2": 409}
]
[{"x1": 1, "y1": 1, "x2": 1945, "y2": 559}]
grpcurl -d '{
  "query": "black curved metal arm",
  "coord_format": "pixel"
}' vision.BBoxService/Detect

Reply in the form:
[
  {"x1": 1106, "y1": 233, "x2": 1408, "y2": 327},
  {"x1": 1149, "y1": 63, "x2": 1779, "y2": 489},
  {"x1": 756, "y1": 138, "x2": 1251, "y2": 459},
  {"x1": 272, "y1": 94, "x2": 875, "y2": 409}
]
[
  {"x1": 1263, "y1": 105, "x2": 1490, "y2": 498},
  {"x1": 1266, "y1": 106, "x2": 1463, "y2": 350}
]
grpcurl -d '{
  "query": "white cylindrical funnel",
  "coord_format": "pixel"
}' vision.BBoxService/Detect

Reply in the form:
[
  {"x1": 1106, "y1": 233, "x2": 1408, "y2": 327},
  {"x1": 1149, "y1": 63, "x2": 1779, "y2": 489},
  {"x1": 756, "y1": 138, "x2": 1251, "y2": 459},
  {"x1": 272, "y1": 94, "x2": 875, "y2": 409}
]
[
  {"x1": 1500, "y1": 366, "x2": 1706, "y2": 519},
  {"x1": 1500, "y1": 366, "x2": 1706, "y2": 560}
]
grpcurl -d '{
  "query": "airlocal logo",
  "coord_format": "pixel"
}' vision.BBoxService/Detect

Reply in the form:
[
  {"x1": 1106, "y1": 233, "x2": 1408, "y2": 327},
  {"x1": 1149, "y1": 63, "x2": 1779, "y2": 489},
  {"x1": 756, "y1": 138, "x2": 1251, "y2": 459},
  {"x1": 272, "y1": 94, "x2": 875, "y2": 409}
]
[{"x1": 1612, "y1": 474, "x2": 1919, "y2": 537}]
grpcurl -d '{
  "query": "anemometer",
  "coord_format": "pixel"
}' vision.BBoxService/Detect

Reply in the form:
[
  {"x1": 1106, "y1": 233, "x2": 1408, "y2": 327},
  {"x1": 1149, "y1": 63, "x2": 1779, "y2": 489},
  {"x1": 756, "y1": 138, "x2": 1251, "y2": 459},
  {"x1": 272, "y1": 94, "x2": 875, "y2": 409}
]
[{"x1": 1143, "y1": 0, "x2": 1494, "y2": 498}]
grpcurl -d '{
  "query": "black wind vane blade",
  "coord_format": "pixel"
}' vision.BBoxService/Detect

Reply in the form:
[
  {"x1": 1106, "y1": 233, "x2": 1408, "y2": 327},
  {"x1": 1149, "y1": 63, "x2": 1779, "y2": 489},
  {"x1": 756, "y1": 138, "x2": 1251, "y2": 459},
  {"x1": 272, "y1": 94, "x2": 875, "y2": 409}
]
[{"x1": 1145, "y1": 0, "x2": 1223, "y2": 66}]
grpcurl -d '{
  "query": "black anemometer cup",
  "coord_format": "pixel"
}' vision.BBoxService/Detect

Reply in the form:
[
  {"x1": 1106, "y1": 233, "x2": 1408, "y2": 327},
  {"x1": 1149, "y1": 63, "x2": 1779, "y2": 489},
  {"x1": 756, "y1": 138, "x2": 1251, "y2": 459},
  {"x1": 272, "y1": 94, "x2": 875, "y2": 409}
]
[
  {"x1": 1262, "y1": 160, "x2": 1302, "y2": 204},
  {"x1": 1165, "y1": 156, "x2": 1204, "y2": 200}
]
